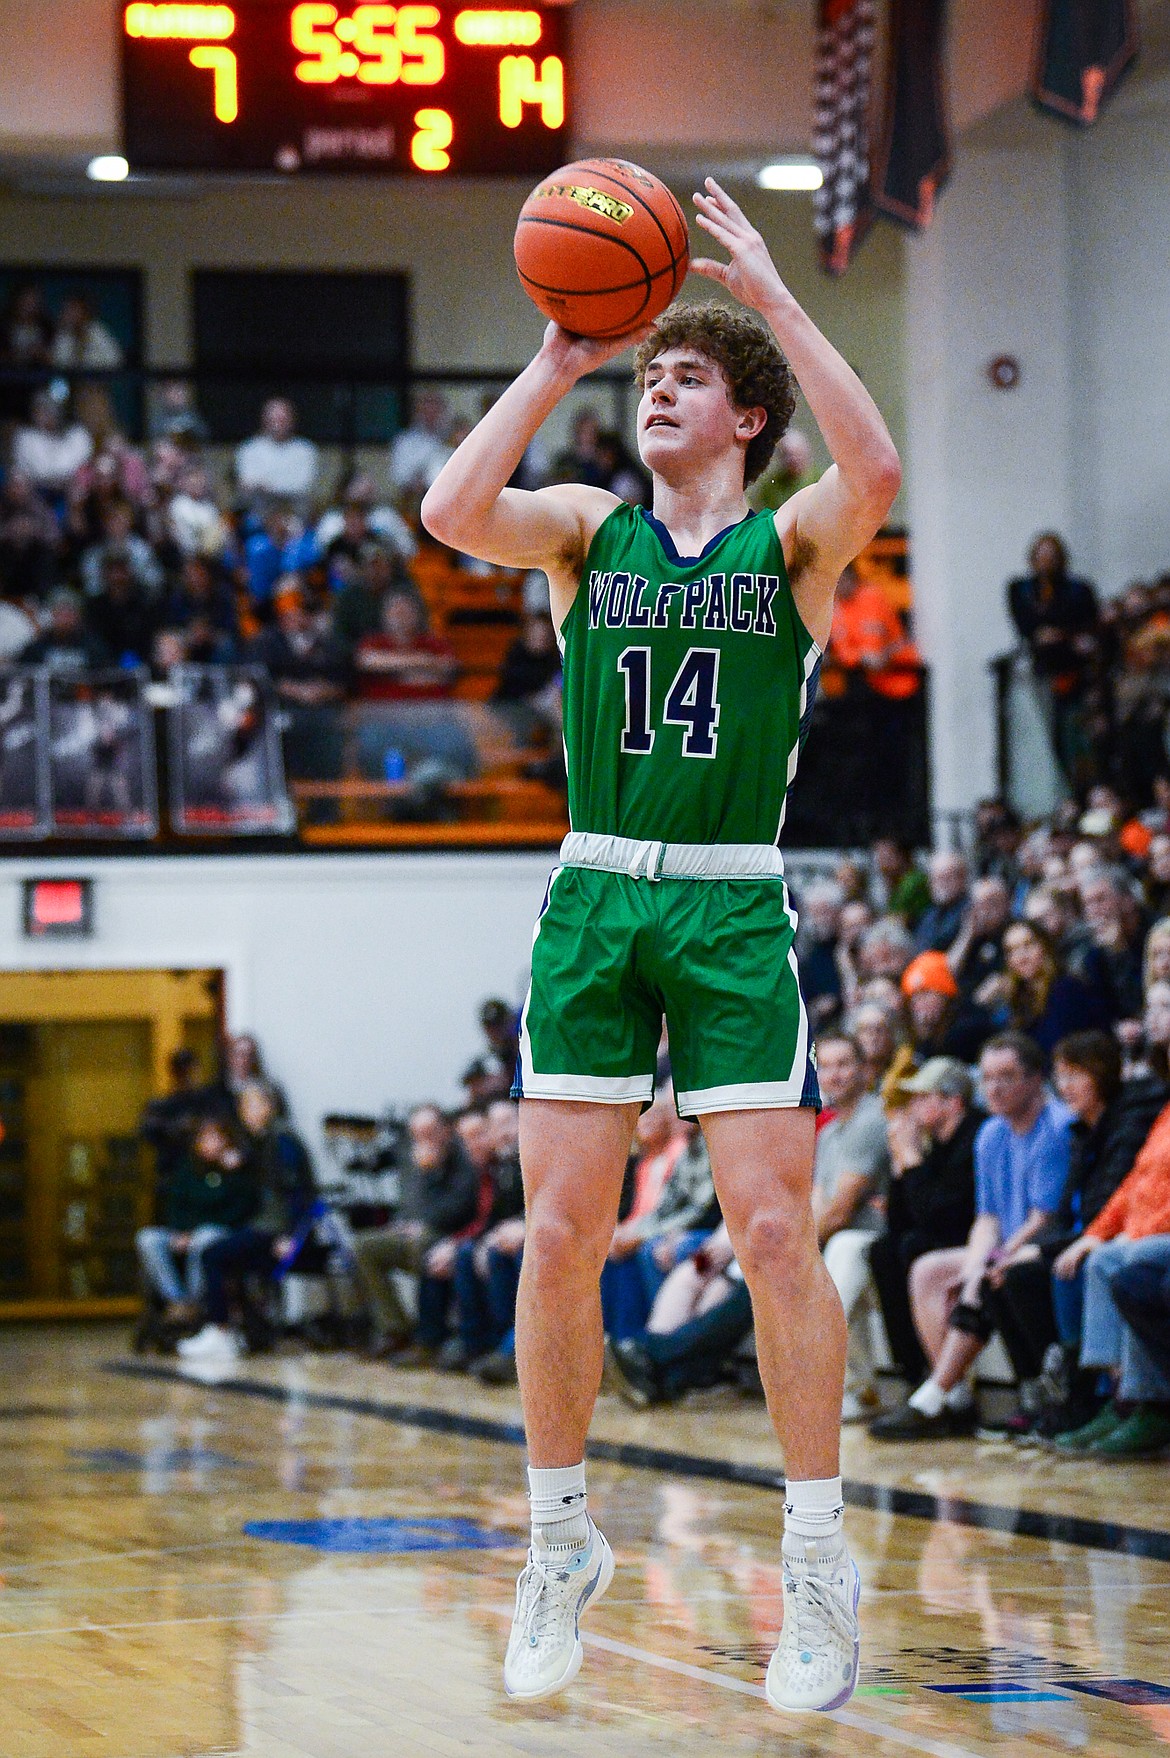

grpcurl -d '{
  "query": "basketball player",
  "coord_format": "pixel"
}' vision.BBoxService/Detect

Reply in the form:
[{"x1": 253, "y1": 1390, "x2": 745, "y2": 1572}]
[{"x1": 421, "y1": 179, "x2": 900, "y2": 1714}]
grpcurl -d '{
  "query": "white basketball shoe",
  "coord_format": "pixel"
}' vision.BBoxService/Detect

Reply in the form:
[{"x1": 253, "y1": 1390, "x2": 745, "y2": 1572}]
[
  {"x1": 503, "y1": 1518, "x2": 614, "y2": 1700},
  {"x1": 765, "y1": 1539, "x2": 861, "y2": 1714}
]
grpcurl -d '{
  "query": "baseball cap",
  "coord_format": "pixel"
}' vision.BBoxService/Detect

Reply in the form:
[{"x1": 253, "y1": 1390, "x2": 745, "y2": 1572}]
[
  {"x1": 900, "y1": 1056, "x2": 973, "y2": 1101},
  {"x1": 901, "y1": 950, "x2": 958, "y2": 999}
]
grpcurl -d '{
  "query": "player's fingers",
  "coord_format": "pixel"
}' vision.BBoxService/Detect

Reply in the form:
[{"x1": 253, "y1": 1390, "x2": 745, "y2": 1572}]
[
  {"x1": 693, "y1": 196, "x2": 749, "y2": 244},
  {"x1": 689, "y1": 258, "x2": 729, "y2": 283},
  {"x1": 704, "y1": 175, "x2": 747, "y2": 221},
  {"x1": 694, "y1": 209, "x2": 734, "y2": 241}
]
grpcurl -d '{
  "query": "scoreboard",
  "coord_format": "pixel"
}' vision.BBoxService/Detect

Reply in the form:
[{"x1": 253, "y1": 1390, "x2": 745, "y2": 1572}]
[{"x1": 120, "y1": 2, "x2": 570, "y2": 175}]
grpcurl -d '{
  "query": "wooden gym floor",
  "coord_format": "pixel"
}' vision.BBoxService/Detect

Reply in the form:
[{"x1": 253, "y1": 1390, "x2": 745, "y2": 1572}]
[{"x1": 2, "y1": 1326, "x2": 1169, "y2": 1757}]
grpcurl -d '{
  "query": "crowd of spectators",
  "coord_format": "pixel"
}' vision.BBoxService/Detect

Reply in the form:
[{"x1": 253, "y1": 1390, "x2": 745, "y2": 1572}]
[
  {"x1": 0, "y1": 378, "x2": 655, "y2": 801},
  {"x1": 136, "y1": 799, "x2": 1170, "y2": 1464}
]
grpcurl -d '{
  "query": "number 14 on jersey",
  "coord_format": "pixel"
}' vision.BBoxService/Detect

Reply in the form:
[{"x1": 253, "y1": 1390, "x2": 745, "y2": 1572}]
[{"x1": 619, "y1": 647, "x2": 722, "y2": 760}]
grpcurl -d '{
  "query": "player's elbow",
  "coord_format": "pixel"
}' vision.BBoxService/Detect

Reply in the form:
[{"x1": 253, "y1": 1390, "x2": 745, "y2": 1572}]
[
  {"x1": 869, "y1": 443, "x2": 902, "y2": 513},
  {"x1": 419, "y1": 483, "x2": 457, "y2": 545}
]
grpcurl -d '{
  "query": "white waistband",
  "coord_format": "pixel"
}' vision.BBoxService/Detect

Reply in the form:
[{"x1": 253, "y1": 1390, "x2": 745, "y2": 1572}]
[{"x1": 559, "y1": 831, "x2": 785, "y2": 881}]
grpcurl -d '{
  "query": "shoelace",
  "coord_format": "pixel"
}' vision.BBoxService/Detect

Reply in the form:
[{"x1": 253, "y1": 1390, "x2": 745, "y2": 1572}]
[
  {"x1": 785, "y1": 1569, "x2": 854, "y2": 1656},
  {"x1": 517, "y1": 1553, "x2": 576, "y2": 1647}
]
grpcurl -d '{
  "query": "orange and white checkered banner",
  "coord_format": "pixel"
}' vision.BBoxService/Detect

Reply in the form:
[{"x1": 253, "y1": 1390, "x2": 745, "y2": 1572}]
[{"x1": 813, "y1": 0, "x2": 876, "y2": 277}]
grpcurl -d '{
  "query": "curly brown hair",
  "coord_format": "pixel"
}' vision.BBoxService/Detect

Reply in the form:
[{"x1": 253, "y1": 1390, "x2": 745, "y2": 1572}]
[{"x1": 633, "y1": 301, "x2": 797, "y2": 487}]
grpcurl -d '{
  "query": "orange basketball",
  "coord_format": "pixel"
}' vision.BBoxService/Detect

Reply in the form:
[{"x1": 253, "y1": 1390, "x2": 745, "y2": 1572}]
[{"x1": 514, "y1": 158, "x2": 690, "y2": 340}]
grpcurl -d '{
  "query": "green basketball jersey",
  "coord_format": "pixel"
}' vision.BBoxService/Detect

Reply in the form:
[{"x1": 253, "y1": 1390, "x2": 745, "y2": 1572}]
[{"x1": 559, "y1": 503, "x2": 821, "y2": 845}]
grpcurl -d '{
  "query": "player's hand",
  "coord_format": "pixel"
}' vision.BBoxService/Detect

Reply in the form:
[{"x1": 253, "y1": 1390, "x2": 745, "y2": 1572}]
[
  {"x1": 537, "y1": 319, "x2": 652, "y2": 384},
  {"x1": 691, "y1": 178, "x2": 788, "y2": 312}
]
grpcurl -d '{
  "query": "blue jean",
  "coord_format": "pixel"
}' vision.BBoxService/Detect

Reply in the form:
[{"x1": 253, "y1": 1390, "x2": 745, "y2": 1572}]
[
  {"x1": 136, "y1": 1225, "x2": 229, "y2": 1303},
  {"x1": 1079, "y1": 1236, "x2": 1170, "y2": 1401},
  {"x1": 600, "y1": 1232, "x2": 711, "y2": 1341},
  {"x1": 452, "y1": 1239, "x2": 522, "y2": 1358}
]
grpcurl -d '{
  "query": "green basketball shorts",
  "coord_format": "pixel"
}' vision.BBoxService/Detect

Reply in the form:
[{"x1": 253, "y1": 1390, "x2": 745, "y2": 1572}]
[{"x1": 514, "y1": 857, "x2": 820, "y2": 1118}]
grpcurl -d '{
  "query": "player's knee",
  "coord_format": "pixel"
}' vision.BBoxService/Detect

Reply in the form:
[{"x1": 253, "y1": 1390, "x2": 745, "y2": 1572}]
[
  {"x1": 738, "y1": 1201, "x2": 804, "y2": 1279},
  {"x1": 525, "y1": 1204, "x2": 604, "y2": 1280}
]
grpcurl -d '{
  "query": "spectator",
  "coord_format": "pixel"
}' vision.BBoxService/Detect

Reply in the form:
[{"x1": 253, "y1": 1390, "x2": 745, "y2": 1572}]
[
  {"x1": 167, "y1": 464, "x2": 230, "y2": 560},
  {"x1": 797, "y1": 880, "x2": 845, "y2": 1030},
  {"x1": 871, "y1": 1032, "x2": 1072, "y2": 1440},
  {"x1": 316, "y1": 472, "x2": 416, "y2": 569},
  {"x1": 594, "y1": 429, "x2": 649, "y2": 504},
  {"x1": 349, "y1": 1104, "x2": 479, "y2": 1359},
  {"x1": 551, "y1": 408, "x2": 607, "y2": 487},
  {"x1": 139, "y1": 1047, "x2": 206, "y2": 1194},
  {"x1": 79, "y1": 500, "x2": 164, "y2": 599},
  {"x1": 447, "y1": 1100, "x2": 526, "y2": 1371},
  {"x1": 235, "y1": 399, "x2": 319, "y2": 507},
  {"x1": 605, "y1": 1220, "x2": 754, "y2": 1406},
  {"x1": 870, "y1": 1058, "x2": 980, "y2": 1382},
  {"x1": 413, "y1": 1109, "x2": 498, "y2": 1361},
  {"x1": 19, "y1": 587, "x2": 111, "y2": 672},
  {"x1": 971, "y1": 798, "x2": 1023, "y2": 884},
  {"x1": 248, "y1": 582, "x2": 348, "y2": 702},
  {"x1": 65, "y1": 443, "x2": 152, "y2": 557},
  {"x1": 946, "y1": 876, "x2": 1011, "y2": 1001},
  {"x1": 850, "y1": 999, "x2": 903, "y2": 1093},
  {"x1": 146, "y1": 377, "x2": 208, "y2": 446},
  {"x1": 1108, "y1": 1255, "x2": 1170, "y2": 1448},
  {"x1": 1078, "y1": 867, "x2": 1146, "y2": 1022},
  {"x1": 912, "y1": 851, "x2": 970, "y2": 954},
  {"x1": 11, "y1": 390, "x2": 93, "y2": 498},
  {"x1": 178, "y1": 1082, "x2": 316, "y2": 1362},
  {"x1": 50, "y1": 294, "x2": 124, "y2": 369},
  {"x1": 160, "y1": 554, "x2": 239, "y2": 656},
  {"x1": 243, "y1": 501, "x2": 320, "y2": 609},
  {"x1": 203, "y1": 1032, "x2": 288, "y2": 1121},
  {"x1": 353, "y1": 589, "x2": 457, "y2": 702},
  {"x1": 834, "y1": 856, "x2": 871, "y2": 906},
  {"x1": 0, "y1": 284, "x2": 53, "y2": 420},
  {"x1": 85, "y1": 554, "x2": 159, "y2": 665},
  {"x1": 389, "y1": 389, "x2": 451, "y2": 498},
  {"x1": 978, "y1": 919, "x2": 1109, "y2": 1056},
  {"x1": 493, "y1": 613, "x2": 562, "y2": 708},
  {"x1": 461, "y1": 998, "x2": 520, "y2": 1106},
  {"x1": 872, "y1": 837, "x2": 931, "y2": 928},
  {"x1": 601, "y1": 1099, "x2": 718, "y2": 1341},
  {"x1": 812, "y1": 1033, "x2": 892, "y2": 1419},
  {"x1": 1007, "y1": 532, "x2": 1101, "y2": 786},
  {"x1": 136, "y1": 1115, "x2": 257, "y2": 1326},
  {"x1": 247, "y1": 582, "x2": 348, "y2": 781},
  {"x1": 899, "y1": 950, "x2": 991, "y2": 1067},
  {"x1": 996, "y1": 1028, "x2": 1167, "y2": 1435},
  {"x1": 0, "y1": 471, "x2": 59, "y2": 602},
  {"x1": 856, "y1": 916, "x2": 914, "y2": 986},
  {"x1": 1145, "y1": 838, "x2": 1170, "y2": 921},
  {"x1": 1050, "y1": 1099, "x2": 1170, "y2": 1456},
  {"x1": 834, "y1": 896, "x2": 876, "y2": 1011},
  {"x1": 331, "y1": 543, "x2": 416, "y2": 652}
]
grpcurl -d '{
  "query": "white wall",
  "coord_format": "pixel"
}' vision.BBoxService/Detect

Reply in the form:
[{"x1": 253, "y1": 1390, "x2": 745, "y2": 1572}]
[
  {"x1": 905, "y1": 46, "x2": 1170, "y2": 819},
  {"x1": 0, "y1": 852, "x2": 554, "y2": 1162},
  {"x1": 1066, "y1": 65, "x2": 1170, "y2": 592}
]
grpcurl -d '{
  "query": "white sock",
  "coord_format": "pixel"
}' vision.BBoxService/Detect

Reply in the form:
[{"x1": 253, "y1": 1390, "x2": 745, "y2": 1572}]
[
  {"x1": 909, "y1": 1378, "x2": 946, "y2": 1417},
  {"x1": 945, "y1": 1380, "x2": 974, "y2": 1411},
  {"x1": 783, "y1": 1476, "x2": 844, "y2": 1555},
  {"x1": 528, "y1": 1463, "x2": 589, "y2": 1553}
]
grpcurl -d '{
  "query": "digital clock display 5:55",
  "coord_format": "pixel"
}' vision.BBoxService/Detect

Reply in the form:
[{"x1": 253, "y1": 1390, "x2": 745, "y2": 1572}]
[{"x1": 121, "y1": 2, "x2": 569, "y2": 175}]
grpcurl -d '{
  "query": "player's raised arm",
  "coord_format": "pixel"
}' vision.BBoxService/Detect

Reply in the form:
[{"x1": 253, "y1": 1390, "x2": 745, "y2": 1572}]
[
  {"x1": 420, "y1": 323, "x2": 634, "y2": 598},
  {"x1": 691, "y1": 178, "x2": 901, "y2": 644}
]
